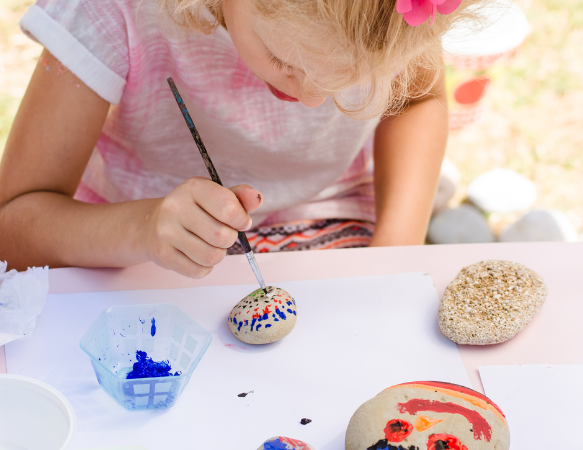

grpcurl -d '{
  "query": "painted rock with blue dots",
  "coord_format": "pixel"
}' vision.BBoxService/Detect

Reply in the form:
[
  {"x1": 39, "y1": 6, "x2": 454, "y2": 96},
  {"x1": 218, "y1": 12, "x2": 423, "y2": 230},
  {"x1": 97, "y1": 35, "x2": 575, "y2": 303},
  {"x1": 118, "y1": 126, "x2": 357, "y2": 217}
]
[
  {"x1": 228, "y1": 286, "x2": 297, "y2": 344},
  {"x1": 256, "y1": 436, "x2": 315, "y2": 450}
]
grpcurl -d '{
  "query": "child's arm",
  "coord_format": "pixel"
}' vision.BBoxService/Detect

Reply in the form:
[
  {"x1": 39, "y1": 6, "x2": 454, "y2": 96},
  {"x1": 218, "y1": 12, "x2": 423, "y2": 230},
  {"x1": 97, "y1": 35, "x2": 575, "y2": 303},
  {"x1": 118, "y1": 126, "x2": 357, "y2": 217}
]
[
  {"x1": 370, "y1": 64, "x2": 448, "y2": 246},
  {"x1": 0, "y1": 50, "x2": 261, "y2": 277}
]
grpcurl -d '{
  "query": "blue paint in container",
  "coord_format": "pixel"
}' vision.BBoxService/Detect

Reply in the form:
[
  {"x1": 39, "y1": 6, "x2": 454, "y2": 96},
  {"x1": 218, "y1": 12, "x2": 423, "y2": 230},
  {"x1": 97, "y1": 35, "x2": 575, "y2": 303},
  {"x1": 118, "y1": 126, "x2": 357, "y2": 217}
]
[
  {"x1": 80, "y1": 303, "x2": 212, "y2": 411},
  {"x1": 126, "y1": 350, "x2": 180, "y2": 379}
]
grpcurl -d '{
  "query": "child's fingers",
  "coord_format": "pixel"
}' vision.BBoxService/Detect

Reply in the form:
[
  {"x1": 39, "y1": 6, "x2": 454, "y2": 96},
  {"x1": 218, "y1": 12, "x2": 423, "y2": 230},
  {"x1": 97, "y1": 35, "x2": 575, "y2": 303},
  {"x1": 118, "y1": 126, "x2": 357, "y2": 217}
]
[
  {"x1": 180, "y1": 202, "x2": 239, "y2": 249},
  {"x1": 167, "y1": 248, "x2": 214, "y2": 279},
  {"x1": 229, "y1": 184, "x2": 263, "y2": 214},
  {"x1": 186, "y1": 177, "x2": 252, "y2": 231},
  {"x1": 149, "y1": 227, "x2": 225, "y2": 277},
  {"x1": 175, "y1": 226, "x2": 228, "y2": 268}
]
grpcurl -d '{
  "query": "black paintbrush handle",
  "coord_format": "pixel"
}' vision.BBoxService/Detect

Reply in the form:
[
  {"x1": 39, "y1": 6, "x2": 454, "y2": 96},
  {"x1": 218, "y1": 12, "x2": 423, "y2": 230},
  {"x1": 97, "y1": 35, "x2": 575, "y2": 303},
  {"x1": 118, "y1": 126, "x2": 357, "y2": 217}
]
[
  {"x1": 167, "y1": 77, "x2": 223, "y2": 186},
  {"x1": 237, "y1": 231, "x2": 252, "y2": 253},
  {"x1": 168, "y1": 77, "x2": 253, "y2": 254}
]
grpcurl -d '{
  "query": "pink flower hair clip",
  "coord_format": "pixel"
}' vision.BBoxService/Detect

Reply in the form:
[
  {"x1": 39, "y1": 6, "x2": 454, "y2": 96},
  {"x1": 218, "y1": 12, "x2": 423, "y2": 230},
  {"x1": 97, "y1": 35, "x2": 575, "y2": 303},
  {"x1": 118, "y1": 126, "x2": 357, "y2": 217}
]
[{"x1": 397, "y1": 0, "x2": 463, "y2": 26}]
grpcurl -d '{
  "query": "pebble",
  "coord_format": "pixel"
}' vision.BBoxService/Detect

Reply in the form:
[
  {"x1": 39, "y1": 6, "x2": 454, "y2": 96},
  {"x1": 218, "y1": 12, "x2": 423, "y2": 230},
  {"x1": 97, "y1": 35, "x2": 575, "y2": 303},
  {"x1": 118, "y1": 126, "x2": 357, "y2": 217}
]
[
  {"x1": 467, "y1": 168, "x2": 536, "y2": 213},
  {"x1": 228, "y1": 286, "x2": 297, "y2": 345},
  {"x1": 438, "y1": 260, "x2": 547, "y2": 345},
  {"x1": 432, "y1": 158, "x2": 460, "y2": 215},
  {"x1": 500, "y1": 209, "x2": 578, "y2": 242},
  {"x1": 428, "y1": 205, "x2": 495, "y2": 244},
  {"x1": 346, "y1": 381, "x2": 509, "y2": 450},
  {"x1": 256, "y1": 436, "x2": 315, "y2": 450}
]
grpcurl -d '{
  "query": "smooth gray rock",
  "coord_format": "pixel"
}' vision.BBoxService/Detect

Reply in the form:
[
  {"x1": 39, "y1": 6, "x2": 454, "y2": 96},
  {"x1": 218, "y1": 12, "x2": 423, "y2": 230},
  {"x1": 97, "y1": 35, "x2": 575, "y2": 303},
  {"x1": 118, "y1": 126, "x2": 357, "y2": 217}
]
[
  {"x1": 428, "y1": 204, "x2": 495, "y2": 244},
  {"x1": 467, "y1": 168, "x2": 537, "y2": 213},
  {"x1": 432, "y1": 158, "x2": 460, "y2": 215},
  {"x1": 500, "y1": 209, "x2": 578, "y2": 242}
]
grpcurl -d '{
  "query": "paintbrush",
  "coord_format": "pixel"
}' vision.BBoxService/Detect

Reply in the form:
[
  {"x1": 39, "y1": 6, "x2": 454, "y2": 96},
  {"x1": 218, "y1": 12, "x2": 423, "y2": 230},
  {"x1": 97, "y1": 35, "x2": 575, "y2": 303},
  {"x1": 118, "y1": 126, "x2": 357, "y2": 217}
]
[{"x1": 167, "y1": 77, "x2": 267, "y2": 294}]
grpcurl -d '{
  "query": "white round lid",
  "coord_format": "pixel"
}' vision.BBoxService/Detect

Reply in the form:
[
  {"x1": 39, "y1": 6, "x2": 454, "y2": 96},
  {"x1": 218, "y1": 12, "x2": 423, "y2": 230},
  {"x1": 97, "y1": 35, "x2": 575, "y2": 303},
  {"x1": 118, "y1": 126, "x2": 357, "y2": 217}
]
[
  {"x1": 443, "y1": 0, "x2": 531, "y2": 57},
  {"x1": 0, "y1": 374, "x2": 76, "y2": 450}
]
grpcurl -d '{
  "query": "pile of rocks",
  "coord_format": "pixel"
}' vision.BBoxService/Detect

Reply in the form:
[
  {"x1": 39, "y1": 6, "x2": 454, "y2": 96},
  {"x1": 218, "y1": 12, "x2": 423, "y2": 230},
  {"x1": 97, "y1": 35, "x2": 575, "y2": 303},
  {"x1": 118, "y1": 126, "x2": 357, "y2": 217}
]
[{"x1": 428, "y1": 163, "x2": 580, "y2": 244}]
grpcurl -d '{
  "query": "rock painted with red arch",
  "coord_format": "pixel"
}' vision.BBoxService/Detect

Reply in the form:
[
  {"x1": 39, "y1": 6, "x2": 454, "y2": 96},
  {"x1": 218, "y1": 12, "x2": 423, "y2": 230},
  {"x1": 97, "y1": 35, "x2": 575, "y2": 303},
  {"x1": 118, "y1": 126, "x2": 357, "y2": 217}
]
[
  {"x1": 345, "y1": 381, "x2": 510, "y2": 450},
  {"x1": 228, "y1": 286, "x2": 297, "y2": 344},
  {"x1": 256, "y1": 436, "x2": 315, "y2": 450}
]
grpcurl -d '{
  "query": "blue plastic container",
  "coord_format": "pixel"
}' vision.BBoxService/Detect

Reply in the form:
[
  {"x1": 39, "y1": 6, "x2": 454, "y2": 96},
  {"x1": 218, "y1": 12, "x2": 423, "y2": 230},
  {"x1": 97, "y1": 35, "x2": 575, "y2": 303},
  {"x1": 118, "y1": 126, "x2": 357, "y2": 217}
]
[{"x1": 80, "y1": 303, "x2": 212, "y2": 411}]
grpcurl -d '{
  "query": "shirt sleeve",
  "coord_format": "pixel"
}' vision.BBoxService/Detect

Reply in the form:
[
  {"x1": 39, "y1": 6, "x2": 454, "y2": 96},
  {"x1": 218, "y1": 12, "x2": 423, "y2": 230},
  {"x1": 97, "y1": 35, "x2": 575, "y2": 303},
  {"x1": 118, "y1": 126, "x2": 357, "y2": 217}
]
[{"x1": 19, "y1": 0, "x2": 129, "y2": 104}]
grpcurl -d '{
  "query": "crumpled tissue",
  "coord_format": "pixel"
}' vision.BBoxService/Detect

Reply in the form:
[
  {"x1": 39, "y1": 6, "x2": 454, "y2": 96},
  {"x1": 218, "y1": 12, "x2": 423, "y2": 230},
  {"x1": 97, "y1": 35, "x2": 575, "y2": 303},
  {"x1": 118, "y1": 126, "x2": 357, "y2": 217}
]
[{"x1": 0, "y1": 261, "x2": 49, "y2": 346}]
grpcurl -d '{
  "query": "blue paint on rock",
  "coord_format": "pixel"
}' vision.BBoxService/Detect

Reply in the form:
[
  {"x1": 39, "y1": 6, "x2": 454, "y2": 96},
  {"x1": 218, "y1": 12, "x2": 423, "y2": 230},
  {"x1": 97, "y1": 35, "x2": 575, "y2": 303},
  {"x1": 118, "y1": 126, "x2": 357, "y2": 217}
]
[{"x1": 263, "y1": 438, "x2": 296, "y2": 450}]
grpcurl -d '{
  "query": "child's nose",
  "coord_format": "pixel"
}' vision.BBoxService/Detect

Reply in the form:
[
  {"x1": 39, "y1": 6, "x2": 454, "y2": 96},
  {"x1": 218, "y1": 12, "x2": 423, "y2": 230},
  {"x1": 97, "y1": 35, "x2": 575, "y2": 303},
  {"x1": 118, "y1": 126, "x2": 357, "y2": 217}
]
[
  {"x1": 298, "y1": 95, "x2": 327, "y2": 108},
  {"x1": 287, "y1": 76, "x2": 327, "y2": 108}
]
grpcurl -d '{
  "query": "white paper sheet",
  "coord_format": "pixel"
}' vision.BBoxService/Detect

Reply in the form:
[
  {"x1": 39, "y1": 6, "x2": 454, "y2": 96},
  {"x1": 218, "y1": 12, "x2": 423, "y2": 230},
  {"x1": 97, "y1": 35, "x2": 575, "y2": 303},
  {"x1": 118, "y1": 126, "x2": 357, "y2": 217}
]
[
  {"x1": 480, "y1": 364, "x2": 583, "y2": 448},
  {"x1": 6, "y1": 273, "x2": 471, "y2": 450}
]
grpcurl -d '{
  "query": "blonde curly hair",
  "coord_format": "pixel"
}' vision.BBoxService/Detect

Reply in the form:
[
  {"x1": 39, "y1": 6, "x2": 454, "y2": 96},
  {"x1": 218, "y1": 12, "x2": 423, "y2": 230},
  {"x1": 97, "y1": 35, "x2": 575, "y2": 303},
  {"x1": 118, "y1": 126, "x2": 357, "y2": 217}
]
[{"x1": 160, "y1": 0, "x2": 484, "y2": 118}]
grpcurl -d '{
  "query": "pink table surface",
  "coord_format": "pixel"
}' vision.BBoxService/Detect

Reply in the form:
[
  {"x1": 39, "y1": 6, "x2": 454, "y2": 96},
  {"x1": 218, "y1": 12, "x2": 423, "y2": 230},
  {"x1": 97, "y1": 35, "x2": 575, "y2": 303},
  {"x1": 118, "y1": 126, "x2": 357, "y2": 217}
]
[{"x1": 2, "y1": 242, "x2": 582, "y2": 393}]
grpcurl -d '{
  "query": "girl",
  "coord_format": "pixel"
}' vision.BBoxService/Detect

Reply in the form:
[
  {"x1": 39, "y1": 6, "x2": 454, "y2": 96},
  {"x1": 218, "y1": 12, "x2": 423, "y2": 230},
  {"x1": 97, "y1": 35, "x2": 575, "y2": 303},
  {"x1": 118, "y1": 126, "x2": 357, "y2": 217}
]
[{"x1": 0, "y1": 0, "x2": 478, "y2": 278}]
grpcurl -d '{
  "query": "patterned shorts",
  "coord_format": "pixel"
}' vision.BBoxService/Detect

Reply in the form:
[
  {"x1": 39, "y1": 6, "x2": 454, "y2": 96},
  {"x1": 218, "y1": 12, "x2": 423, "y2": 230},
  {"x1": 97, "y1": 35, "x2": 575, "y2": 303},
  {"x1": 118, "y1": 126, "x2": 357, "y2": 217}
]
[{"x1": 227, "y1": 219, "x2": 375, "y2": 254}]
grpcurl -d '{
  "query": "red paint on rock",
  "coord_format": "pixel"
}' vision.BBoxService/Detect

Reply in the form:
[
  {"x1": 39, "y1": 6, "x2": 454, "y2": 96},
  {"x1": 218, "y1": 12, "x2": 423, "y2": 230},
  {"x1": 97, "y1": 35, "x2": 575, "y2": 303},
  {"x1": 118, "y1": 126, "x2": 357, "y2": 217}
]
[
  {"x1": 396, "y1": 399, "x2": 492, "y2": 442},
  {"x1": 278, "y1": 436, "x2": 311, "y2": 450},
  {"x1": 384, "y1": 419, "x2": 413, "y2": 442},
  {"x1": 427, "y1": 434, "x2": 467, "y2": 450},
  {"x1": 395, "y1": 381, "x2": 506, "y2": 417}
]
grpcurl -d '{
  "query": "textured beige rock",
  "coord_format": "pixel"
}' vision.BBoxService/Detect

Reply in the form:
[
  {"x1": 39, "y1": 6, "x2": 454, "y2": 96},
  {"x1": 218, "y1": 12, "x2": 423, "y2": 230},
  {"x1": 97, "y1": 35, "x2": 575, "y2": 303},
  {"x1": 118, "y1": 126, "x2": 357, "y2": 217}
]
[
  {"x1": 346, "y1": 381, "x2": 510, "y2": 450},
  {"x1": 228, "y1": 286, "x2": 297, "y2": 345},
  {"x1": 439, "y1": 260, "x2": 547, "y2": 345},
  {"x1": 256, "y1": 436, "x2": 315, "y2": 450}
]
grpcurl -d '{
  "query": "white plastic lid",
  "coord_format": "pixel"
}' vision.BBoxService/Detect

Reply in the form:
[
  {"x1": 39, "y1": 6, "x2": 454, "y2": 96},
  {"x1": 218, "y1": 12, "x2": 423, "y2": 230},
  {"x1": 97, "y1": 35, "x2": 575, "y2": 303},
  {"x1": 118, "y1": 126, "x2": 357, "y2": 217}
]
[
  {"x1": 0, "y1": 375, "x2": 76, "y2": 450},
  {"x1": 443, "y1": 0, "x2": 531, "y2": 57}
]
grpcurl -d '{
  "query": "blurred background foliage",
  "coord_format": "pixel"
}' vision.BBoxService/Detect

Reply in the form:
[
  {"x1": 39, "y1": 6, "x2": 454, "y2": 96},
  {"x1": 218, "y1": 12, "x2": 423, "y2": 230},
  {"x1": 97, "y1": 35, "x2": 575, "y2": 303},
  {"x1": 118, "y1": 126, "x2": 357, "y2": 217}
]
[
  {"x1": 445, "y1": 0, "x2": 583, "y2": 235},
  {"x1": 1, "y1": 0, "x2": 582, "y2": 235}
]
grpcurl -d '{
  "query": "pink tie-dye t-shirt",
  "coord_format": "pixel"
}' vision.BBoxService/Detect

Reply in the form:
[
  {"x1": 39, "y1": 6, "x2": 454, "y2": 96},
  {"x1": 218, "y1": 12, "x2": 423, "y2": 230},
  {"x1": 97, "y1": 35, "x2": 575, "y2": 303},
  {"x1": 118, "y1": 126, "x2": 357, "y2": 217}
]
[{"x1": 20, "y1": 0, "x2": 379, "y2": 226}]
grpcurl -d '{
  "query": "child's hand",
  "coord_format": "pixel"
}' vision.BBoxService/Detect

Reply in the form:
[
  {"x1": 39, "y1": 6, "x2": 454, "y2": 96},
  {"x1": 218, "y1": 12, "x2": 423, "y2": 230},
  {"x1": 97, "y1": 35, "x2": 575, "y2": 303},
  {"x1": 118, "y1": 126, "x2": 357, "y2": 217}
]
[{"x1": 143, "y1": 177, "x2": 263, "y2": 278}]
